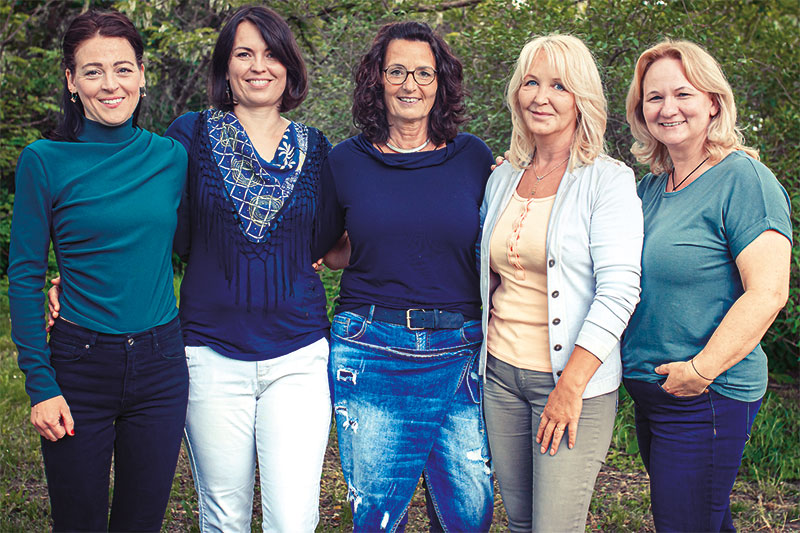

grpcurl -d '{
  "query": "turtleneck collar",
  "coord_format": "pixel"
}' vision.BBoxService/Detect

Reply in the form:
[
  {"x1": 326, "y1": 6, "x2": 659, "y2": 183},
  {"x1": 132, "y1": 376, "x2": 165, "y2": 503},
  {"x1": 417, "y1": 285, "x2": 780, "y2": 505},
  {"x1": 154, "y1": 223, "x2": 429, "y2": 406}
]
[{"x1": 78, "y1": 116, "x2": 136, "y2": 144}]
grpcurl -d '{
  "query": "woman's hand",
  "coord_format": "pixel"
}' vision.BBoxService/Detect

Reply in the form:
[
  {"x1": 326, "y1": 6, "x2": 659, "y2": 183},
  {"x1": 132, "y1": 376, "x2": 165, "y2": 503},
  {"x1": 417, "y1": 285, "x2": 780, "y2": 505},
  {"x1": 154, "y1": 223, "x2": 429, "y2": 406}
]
[
  {"x1": 31, "y1": 395, "x2": 74, "y2": 441},
  {"x1": 322, "y1": 232, "x2": 351, "y2": 271},
  {"x1": 537, "y1": 383, "x2": 583, "y2": 455},
  {"x1": 656, "y1": 360, "x2": 711, "y2": 397},
  {"x1": 46, "y1": 276, "x2": 62, "y2": 331},
  {"x1": 536, "y1": 345, "x2": 602, "y2": 455},
  {"x1": 490, "y1": 151, "x2": 511, "y2": 171}
]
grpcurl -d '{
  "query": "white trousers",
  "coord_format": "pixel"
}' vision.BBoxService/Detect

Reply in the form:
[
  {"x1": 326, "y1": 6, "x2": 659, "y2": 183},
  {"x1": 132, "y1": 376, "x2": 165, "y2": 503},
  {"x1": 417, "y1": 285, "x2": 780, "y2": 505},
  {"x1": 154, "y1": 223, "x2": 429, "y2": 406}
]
[{"x1": 184, "y1": 338, "x2": 332, "y2": 533}]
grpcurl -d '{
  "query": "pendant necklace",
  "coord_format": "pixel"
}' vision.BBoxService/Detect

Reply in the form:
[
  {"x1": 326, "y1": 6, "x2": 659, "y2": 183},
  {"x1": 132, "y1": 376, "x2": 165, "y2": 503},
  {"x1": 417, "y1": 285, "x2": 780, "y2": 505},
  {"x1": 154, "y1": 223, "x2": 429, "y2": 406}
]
[
  {"x1": 385, "y1": 138, "x2": 430, "y2": 153},
  {"x1": 529, "y1": 155, "x2": 569, "y2": 197},
  {"x1": 670, "y1": 156, "x2": 709, "y2": 192}
]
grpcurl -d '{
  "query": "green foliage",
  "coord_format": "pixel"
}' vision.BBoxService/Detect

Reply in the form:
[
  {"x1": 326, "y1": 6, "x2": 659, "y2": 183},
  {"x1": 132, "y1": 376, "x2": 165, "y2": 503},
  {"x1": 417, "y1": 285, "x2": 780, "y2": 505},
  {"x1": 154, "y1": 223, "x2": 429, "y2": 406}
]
[
  {"x1": 743, "y1": 389, "x2": 800, "y2": 482},
  {"x1": 1, "y1": 0, "x2": 798, "y2": 370}
]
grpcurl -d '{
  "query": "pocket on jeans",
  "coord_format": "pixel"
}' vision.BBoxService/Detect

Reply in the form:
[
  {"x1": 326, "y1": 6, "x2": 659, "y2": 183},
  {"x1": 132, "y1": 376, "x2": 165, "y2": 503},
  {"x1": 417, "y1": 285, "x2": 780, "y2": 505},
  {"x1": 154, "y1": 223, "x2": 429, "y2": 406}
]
[
  {"x1": 48, "y1": 337, "x2": 83, "y2": 362},
  {"x1": 657, "y1": 381, "x2": 705, "y2": 401},
  {"x1": 331, "y1": 312, "x2": 367, "y2": 341},
  {"x1": 459, "y1": 319, "x2": 484, "y2": 345},
  {"x1": 158, "y1": 331, "x2": 186, "y2": 360}
]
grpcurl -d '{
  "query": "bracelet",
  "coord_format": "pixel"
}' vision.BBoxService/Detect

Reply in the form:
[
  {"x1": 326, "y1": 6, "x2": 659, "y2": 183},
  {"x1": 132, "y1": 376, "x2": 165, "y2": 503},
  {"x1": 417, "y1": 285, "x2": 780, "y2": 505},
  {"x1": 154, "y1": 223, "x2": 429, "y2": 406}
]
[{"x1": 691, "y1": 358, "x2": 713, "y2": 381}]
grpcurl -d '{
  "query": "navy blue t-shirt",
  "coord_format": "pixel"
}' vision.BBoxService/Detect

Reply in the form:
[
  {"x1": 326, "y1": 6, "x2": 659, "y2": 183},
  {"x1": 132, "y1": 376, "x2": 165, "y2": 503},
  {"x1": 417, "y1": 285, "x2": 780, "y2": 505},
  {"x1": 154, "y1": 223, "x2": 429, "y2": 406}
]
[{"x1": 317, "y1": 133, "x2": 493, "y2": 317}]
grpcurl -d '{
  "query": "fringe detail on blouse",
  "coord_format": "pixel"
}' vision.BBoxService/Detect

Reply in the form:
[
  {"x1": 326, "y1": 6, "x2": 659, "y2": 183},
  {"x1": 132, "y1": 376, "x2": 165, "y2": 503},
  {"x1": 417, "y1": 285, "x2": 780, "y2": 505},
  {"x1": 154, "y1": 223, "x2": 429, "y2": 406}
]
[{"x1": 187, "y1": 111, "x2": 327, "y2": 312}]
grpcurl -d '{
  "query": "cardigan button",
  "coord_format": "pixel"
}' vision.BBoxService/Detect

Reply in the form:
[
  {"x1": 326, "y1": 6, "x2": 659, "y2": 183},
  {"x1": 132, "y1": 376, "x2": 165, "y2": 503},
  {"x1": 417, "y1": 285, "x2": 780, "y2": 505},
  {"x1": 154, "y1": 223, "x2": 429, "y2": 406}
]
[
  {"x1": 554, "y1": 344, "x2": 562, "y2": 351},
  {"x1": 548, "y1": 259, "x2": 555, "y2": 267},
  {"x1": 552, "y1": 318, "x2": 561, "y2": 325},
  {"x1": 551, "y1": 290, "x2": 559, "y2": 298},
  {"x1": 556, "y1": 370, "x2": 563, "y2": 376}
]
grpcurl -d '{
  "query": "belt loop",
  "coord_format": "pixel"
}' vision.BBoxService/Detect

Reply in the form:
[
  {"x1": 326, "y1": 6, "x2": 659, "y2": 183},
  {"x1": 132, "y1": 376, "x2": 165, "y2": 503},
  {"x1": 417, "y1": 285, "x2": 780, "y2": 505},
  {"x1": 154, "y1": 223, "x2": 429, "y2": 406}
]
[
  {"x1": 367, "y1": 305, "x2": 375, "y2": 323},
  {"x1": 152, "y1": 323, "x2": 160, "y2": 351},
  {"x1": 89, "y1": 331, "x2": 98, "y2": 345}
]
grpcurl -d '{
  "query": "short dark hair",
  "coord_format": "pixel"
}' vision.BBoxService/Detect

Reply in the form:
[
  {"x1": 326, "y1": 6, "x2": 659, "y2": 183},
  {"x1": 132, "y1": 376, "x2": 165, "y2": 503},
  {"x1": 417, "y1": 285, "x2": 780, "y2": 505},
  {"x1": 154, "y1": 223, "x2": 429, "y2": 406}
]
[
  {"x1": 52, "y1": 10, "x2": 144, "y2": 141},
  {"x1": 209, "y1": 6, "x2": 307, "y2": 112},
  {"x1": 352, "y1": 21, "x2": 466, "y2": 145}
]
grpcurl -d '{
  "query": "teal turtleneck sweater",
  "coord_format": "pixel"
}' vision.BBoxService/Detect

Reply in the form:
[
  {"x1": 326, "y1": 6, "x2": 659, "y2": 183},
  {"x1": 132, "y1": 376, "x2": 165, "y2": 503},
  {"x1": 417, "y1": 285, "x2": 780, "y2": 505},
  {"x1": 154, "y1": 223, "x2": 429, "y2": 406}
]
[{"x1": 8, "y1": 118, "x2": 188, "y2": 405}]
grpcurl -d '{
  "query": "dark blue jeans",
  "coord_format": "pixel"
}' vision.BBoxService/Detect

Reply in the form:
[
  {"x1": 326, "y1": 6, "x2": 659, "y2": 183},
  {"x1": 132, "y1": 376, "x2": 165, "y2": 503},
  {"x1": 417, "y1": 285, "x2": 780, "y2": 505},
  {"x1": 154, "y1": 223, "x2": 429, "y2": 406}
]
[
  {"x1": 624, "y1": 378, "x2": 761, "y2": 532},
  {"x1": 42, "y1": 316, "x2": 188, "y2": 532}
]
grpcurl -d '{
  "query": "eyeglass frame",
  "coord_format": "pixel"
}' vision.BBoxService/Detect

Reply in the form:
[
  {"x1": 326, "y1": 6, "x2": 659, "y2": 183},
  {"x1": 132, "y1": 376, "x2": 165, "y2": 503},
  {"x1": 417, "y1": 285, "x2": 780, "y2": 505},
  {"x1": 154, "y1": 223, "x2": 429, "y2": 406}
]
[{"x1": 382, "y1": 64, "x2": 438, "y2": 86}]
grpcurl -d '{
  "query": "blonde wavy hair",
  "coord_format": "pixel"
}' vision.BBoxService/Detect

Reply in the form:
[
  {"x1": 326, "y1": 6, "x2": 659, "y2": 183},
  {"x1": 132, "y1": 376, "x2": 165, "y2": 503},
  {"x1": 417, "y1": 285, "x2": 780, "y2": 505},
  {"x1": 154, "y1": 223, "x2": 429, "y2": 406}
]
[
  {"x1": 506, "y1": 34, "x2": 607, "y2": 171},
  {"x1": 625, "y1": 39, "x2": 758, "y2": 174}
]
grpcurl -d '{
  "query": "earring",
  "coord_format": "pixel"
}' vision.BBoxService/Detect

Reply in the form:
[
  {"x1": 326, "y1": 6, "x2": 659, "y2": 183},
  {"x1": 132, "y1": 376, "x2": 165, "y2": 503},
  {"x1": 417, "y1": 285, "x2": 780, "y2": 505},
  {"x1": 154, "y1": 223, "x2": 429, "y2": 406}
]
[
  {"x1": 225, "y1": 80, "x2": 238, "y2": 105},
  {"x1": 70, "y1": 92, "x2": 78, "y2": 103},
  {"x1": 139, "y1": 86, "x2": 147, "y2": 98}
]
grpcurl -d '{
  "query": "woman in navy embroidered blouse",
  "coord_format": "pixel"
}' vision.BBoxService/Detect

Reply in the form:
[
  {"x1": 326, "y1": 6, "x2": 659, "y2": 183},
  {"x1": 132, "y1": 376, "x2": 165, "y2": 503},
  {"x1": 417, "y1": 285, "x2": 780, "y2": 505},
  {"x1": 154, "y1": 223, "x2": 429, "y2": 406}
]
[{"x1": 164, "y1": 7, "x2": 332, "y2": 532}]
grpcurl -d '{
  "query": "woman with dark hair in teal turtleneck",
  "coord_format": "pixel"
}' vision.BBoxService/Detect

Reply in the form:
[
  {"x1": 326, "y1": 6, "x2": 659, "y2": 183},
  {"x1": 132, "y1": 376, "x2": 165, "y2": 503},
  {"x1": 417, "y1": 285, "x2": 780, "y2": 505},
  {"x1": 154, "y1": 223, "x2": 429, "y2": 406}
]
[{"x1": 7, "y1": 10, "x2": 188, "y2": 532}]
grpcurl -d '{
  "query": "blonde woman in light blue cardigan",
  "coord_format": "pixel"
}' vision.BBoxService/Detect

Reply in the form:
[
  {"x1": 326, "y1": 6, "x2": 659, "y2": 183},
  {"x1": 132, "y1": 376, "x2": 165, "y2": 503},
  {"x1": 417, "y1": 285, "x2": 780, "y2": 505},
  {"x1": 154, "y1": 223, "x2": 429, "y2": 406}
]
[{"x1": 478, "y1": 34, "x2": 643, "y2": 532}]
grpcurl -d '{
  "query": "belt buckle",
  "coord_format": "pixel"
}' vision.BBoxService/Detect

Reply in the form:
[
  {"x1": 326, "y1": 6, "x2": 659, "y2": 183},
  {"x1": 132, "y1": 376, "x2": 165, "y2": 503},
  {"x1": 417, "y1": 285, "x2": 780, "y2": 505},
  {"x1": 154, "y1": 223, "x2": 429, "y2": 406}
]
[{"x1": 406, "y1": 309, "x2": 426, "y2": 331}]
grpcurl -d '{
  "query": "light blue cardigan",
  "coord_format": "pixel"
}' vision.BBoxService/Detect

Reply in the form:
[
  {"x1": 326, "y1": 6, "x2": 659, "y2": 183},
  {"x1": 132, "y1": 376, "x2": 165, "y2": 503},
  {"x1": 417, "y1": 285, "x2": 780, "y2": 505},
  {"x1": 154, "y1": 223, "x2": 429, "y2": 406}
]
[{"x1": 478, "y1": 155, "x2": 644, "y2": 399}]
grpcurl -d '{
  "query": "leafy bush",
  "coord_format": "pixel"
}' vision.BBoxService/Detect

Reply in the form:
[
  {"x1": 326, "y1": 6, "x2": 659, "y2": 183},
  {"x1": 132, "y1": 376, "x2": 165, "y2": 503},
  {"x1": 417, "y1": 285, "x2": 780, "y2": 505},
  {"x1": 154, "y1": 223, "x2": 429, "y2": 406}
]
[{"x1": 1, "y1": 0, "x2": 797, "y2": 370}]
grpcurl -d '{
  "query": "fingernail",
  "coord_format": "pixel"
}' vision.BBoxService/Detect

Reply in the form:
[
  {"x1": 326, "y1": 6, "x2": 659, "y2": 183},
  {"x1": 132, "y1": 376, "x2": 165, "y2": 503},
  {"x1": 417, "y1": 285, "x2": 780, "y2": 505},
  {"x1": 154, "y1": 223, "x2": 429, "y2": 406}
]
[{"x1": 68, "y1": 429, "x2": 75, "y2": 436}]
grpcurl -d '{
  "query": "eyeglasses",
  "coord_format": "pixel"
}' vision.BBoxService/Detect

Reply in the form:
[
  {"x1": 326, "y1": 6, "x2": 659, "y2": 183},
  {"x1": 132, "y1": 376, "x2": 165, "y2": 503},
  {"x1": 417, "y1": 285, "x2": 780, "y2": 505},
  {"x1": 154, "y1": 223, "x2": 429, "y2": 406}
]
[{"x1": 382, "y1": 64, "x2": 437, "y2": 86}]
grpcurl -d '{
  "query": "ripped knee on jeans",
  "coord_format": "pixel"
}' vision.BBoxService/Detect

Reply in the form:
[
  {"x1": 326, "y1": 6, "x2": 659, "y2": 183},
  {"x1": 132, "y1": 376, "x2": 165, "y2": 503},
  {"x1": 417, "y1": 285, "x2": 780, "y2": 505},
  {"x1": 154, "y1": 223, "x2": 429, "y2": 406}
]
[{"x1": 334, "y1": 403, "x2": 359, "y2": 432}]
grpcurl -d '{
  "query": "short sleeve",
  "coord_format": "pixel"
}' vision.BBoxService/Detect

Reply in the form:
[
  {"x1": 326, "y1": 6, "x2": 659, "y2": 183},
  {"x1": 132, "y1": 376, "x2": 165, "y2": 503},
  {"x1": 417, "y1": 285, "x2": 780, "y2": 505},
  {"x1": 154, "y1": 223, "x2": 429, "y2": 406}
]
[{"x1": 722, "y1": 157, "x2": 792, "y2": 259}]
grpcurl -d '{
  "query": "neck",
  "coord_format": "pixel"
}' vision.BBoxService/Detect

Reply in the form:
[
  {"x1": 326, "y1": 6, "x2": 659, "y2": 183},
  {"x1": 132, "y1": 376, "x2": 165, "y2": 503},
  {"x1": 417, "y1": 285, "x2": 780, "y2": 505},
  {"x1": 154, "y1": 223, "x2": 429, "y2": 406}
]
[
  {"x1": 78, "y1": 116, "x2": 135, "y2": 143},
  {"x1": 532, "y1": 139, "x2": 571, "y2": 169},
  {"x1": 233, "y1": 105, "x2": 286, "y2": 136},
  {"x1": 532, "y1": 125, "x2": 573, "y2": 165},
  {"x1": 386, "y1": 120, "x2": 430, "y2": 149},
  {"x1": 669, "y1": 145, "x2": 708, "y2": 179}
]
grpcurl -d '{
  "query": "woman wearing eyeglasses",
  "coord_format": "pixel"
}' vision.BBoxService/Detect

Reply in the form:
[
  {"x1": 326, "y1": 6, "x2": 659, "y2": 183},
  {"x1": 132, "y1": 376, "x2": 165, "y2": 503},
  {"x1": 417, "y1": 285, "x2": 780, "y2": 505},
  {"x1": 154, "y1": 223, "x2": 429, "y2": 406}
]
[{"x1": 316, "y1": 21, "x2": 494, "y2": 532}]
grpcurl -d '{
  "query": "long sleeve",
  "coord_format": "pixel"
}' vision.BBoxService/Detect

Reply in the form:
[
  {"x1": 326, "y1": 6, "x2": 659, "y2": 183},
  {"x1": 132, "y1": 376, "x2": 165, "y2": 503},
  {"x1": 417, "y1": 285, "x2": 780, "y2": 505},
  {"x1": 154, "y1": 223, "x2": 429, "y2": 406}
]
[
  {"x1": 575, "y1": 163, "x2": 643, "y2": 362},
  {"x1": 8, "y1": 147, "x2": 60, "y2": 405},
  {"x1": 165, "y1": 112, "x2": 197, "y2": 261},
  {"x1": 311, "y1": 156, "x2": 345, "y2": 260}
]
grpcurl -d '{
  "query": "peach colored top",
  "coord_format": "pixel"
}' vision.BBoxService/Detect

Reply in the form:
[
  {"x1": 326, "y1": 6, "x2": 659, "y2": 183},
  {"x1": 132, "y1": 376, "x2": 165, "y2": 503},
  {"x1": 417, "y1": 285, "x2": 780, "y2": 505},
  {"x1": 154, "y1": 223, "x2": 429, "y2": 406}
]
[{"x1": 487, "y1": 191, "x2": 555, "y2": 372}]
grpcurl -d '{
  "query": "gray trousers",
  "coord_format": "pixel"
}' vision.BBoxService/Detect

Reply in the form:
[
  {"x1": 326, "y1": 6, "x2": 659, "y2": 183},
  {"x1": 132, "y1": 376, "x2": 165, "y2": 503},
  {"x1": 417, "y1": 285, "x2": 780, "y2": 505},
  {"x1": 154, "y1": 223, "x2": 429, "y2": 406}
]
[{"x1": 484, "y1": 355, "x2": 616, "y2": 532}]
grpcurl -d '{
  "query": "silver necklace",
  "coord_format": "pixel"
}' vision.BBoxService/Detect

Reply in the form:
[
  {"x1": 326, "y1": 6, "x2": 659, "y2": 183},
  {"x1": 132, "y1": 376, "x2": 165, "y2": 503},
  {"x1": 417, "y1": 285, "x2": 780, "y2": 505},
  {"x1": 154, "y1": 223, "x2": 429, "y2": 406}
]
[
  {"x1": 385, "y1": 138, "x2": 430, "y2": 153},
  {"x1": 529, "y1": 156, "x2": 569, "y2": 196}
]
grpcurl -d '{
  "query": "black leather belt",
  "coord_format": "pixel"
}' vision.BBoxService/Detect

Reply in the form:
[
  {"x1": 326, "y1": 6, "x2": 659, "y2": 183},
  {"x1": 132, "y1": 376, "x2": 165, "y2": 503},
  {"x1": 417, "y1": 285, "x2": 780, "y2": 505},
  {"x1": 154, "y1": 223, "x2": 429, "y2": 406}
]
[{"x1": 350, "y1": 305, "x2": 473, "y2": 330}]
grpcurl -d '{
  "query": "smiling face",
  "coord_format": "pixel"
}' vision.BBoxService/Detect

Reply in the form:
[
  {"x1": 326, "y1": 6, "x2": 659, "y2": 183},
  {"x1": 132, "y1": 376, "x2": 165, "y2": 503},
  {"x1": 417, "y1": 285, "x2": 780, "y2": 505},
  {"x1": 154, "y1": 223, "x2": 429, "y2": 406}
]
[
  {"x1": 65, "y1": 35, "x2": 144, "y2": 127},
  {"x1": 516, "y1": 52, "x2": 577, "y2": 147},
  {"x1": 227, "y1": 20, "x2": 287, "y2": 112},
  {"x1": 382, "y1": 39, "x2": 438, "y2": 131},
  {"x1": 642, "y1": 57, "x2": 718, "y2": 156}
]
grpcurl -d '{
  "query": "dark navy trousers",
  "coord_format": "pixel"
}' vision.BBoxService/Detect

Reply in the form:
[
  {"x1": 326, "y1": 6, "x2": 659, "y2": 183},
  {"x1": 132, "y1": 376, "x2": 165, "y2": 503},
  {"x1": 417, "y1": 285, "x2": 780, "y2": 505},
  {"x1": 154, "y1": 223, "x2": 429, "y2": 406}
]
[
  {"x1": 42, "y1": 316, "x2": 188, "y2": 532},
  {"x1": 624, "y1": 378, "x2": 761, "y2": 532}
]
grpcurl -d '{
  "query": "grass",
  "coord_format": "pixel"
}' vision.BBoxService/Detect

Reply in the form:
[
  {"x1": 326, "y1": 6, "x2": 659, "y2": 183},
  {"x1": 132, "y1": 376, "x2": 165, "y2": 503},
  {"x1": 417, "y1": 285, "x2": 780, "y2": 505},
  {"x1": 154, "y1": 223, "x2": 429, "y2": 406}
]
[{"x1": 1, "y1": 275, "x2": 798, "y2": 531}]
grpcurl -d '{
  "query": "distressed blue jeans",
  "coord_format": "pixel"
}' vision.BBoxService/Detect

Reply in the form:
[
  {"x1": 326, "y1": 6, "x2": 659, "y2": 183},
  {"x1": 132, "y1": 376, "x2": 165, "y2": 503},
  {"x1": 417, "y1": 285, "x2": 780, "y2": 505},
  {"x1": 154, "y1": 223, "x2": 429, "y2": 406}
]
[
  {"x1": 624, "y1": 378, "x2": 762, "y2": 532},
  {"x1": 330, "y1": 307, "x2": 493, "y2": 532}
]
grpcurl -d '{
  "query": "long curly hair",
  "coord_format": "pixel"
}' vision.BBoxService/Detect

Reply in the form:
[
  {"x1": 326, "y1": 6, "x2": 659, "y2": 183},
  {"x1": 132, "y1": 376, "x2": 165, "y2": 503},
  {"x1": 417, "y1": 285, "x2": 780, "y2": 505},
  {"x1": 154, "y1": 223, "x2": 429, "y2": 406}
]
[
  {"x1": 625, "y1": 39, "x2": 758, "y2": 174},
  {"x1": 352, "y1": 21, "x2": 466, "y2": 145}
]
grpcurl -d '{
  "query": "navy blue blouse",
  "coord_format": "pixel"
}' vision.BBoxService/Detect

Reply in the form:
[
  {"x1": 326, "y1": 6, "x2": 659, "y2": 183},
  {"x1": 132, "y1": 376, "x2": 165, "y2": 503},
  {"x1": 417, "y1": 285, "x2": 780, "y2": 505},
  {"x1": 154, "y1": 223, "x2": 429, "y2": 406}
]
[
  {"x1": 316, "y1": 133, "x2": 493, "y2": 318},
  {"x1": 167, "y1": 111, "x2": 332, "y2": 361}
]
